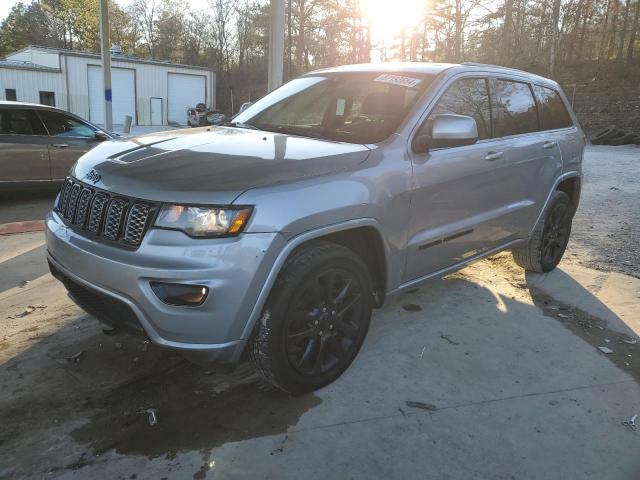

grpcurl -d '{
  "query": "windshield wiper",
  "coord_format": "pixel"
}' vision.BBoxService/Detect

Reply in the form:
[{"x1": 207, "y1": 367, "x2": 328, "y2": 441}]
[
  {"x1": 221, "y1": 121, "x2": 259, "y2": 130},
  {"x1": 258, "y1": 124, "x2": 332, "y2": 141}
]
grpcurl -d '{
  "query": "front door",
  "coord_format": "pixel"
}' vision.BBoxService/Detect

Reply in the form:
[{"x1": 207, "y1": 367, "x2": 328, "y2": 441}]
[
  {"x1": 404, "y1": 76, "x2": 514, "y2": 282},
  {"x1": 37, "y1": 110, "x2": 103, "y2": 180},
  {"x1": 0, "y1": 108, "x2": 51, "y2": 182}
]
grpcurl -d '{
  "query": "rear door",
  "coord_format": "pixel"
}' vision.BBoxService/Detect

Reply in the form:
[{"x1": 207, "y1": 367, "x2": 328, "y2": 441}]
[
  {"x1": 405, "y1": 76, "x2": 514, "y2": 281},
  {"x1": 0, "y1": 107, "x2": 51, "y2": 182},
  {"x1": 37, "y1": 110, "x2": 103, "y2": 180},
  {"x1": 491, "y1": 78, "x2": 563, "y2": 236},
  {"x1": 532, "y1": 84, "x2": 581, "y2": 174}
]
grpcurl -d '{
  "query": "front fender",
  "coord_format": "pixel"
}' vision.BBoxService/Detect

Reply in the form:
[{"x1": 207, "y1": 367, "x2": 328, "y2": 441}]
[{"x1": 238, "y1": 218, "x2": 391, "y2": 341}]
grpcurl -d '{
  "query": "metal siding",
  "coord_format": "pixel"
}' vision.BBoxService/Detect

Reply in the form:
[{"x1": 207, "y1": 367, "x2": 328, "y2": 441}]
[
  {"x1": 2, "y1": 51, "x2": 214, "y2": 126},
  {"x1": 0, "y1": 68, "x2": 66, "y2": 106}
]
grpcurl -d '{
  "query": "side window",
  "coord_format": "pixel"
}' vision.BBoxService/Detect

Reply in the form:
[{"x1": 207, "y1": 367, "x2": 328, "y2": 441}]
[
  {"x1": 493, "y1": 80, "x2": 539, "y2": 137},
  {"x1": 0, "y1": 108, "x2": 36, "y2": 135},
  {"x1": 533, "y1": 85, "x2": 573, "y2": 130},
  {"x1": 38, "y1": 111, "x2": 96, "y2": 138},
  {"x1": 5, "y1": 89, "x2": 17, "y2": 101},
  {"x1": 428, "y1": 77, "x2": 492, "y2": 140}
]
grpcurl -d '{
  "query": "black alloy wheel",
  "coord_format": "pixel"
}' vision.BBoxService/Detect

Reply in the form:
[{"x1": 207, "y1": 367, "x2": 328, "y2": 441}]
[
  {"x1": 249, "y1": 241, "x2": 373, "y2": 394},
  {"x1": 285, "y1": 267, "x2": 366, "y2": 376},
  {"x1": 540, "y1": 199, "x2": 571, "y2": 268}
]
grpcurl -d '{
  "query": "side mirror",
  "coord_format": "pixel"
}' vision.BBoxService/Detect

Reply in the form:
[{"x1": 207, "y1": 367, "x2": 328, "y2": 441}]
[
  {"x1": 414, "y1": 114, "x2": 479, "y2": 153},
  {"x1": 94, "y1": 131, "x2": 109, "y2": 141},
  {"x1": 238, "y1": 102, "x2": 253, "y2": 113}
]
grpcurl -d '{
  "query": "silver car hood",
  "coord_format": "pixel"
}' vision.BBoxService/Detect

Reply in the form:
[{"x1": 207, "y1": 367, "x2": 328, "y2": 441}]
[{"x1": 71, "y1": 127, "x2": 371, "y2": 204}]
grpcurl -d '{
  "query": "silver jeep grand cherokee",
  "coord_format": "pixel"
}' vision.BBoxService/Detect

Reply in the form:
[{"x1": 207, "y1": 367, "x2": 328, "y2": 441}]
[{"x1": 46, "y1": 63, "x2": 585, "y2": 393}]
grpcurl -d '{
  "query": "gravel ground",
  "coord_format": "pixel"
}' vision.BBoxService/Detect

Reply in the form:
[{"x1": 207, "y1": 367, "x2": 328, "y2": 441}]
[{"x1": 566, "y1": 145, "x2": 640, "y2": 278}]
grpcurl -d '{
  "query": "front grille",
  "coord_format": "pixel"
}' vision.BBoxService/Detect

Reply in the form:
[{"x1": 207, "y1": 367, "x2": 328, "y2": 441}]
[{"x1": 55, "y1": 177, "x2": 158, "y2": 248}]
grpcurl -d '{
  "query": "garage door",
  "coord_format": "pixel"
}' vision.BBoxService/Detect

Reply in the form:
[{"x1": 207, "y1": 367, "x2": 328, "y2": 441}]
[
  {"x1": 88, "y1": 65, "x2": 136, "y2": 125},
  {"x1": 168, "y1": 73, "x2": 205, "y2": 125}
]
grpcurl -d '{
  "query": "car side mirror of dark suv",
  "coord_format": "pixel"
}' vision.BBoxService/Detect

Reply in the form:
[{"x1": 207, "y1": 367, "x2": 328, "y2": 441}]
[
  {"x1": 94, "y1": 131, "x2": 109, "y2": 141},
  {"x1": 413, "y1": 114, "x2": 479, "y2": 153}
]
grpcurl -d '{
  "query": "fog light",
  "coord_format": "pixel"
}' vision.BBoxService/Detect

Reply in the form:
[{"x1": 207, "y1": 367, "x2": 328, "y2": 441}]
[{"x1": 150, "y1": 282, "x2": 209, "y2": 306}]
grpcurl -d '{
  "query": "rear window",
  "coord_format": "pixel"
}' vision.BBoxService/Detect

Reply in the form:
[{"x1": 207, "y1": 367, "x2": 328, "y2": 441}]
[
  {"x1": 493, "y1": 80, "x2": 539, "y2": 137},
  {"x1": 0, "y1": 108, "x2": 35, "y2": 135},
  {"x1": 533, "y1": 85, "x2": 573, "y2": 130}
]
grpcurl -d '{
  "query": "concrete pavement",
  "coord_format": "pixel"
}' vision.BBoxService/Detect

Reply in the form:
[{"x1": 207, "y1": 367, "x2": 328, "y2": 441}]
[{"x1": 0, "y1": 236, "x2": 638, "y2": 479}]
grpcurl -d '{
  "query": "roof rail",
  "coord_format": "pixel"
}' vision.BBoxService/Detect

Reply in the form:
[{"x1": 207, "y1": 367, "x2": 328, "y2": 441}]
[{"x1": 461, "y1": 61, "x2": 520, "y2": 71}]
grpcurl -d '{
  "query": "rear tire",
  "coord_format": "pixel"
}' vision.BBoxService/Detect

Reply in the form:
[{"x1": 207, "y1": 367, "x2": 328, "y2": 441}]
[
  {"x1": 512, "y1": 191, "x2": 573, "y2": 273},
  {"x1": 248, "y1": 241, "x2": 373, "y2": 394}
]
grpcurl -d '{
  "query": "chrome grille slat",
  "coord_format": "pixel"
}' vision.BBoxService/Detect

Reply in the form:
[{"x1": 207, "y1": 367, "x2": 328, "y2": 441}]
[
  {"x1": 58, "y1": 178, "x2": 73, "y2": 212},
  {"x1": 87, "y1": 193, "x2": 108, "y2": 234},
  {"x1": 56, "y1": 177, "x2": 155, "y2": 248},
  {"x1": 65, "y1": 184, "x2": 82, "y2": 220},
  {"x1": 103, "y1": 198, "x2": 128, "y2": 240},
  {"x1": 74, "y1": 188, "x2": 93, "y2": 226},
  {"x1": 124, "y1": 203, "x2": 151, "y2": 245}
]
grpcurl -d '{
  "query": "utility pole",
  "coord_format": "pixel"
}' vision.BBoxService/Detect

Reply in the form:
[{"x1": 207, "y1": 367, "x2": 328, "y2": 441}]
[
  {"x1": 268, "y1": 0, "x2": 285, "y2": 92},
  {"x1": 549, "y1": 0, "x2": 561, "y2": 77},
  {"x1": 99, "y1": 0, "x2": 113, "y2": 131}
]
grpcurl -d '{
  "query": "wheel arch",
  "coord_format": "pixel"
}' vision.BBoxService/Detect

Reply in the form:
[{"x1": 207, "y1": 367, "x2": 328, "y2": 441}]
[
  {"x1": 556, "y1": 176, "x2": 581, "y2": 214},
  {"x1": 240, "y1": 219, "x2": 390, "y2": 341},
  {"x1": 529, "y1": 172, "x2": 582, "y2": 236}
]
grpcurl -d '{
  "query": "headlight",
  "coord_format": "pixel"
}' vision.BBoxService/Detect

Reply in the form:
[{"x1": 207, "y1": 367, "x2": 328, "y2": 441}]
[{"x1": 154, "y1": 204, "x2": 253, "y2": 237}]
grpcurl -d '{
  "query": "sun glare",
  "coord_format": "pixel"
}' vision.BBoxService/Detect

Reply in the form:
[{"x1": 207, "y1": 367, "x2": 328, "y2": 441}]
[{"x1": 362, "y1": 0, "x2": 426, "y2": 46}]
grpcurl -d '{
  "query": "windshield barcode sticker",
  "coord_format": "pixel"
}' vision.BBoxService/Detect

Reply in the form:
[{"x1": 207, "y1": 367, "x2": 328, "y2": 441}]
[{"x1": 374, "y1": 74, "x2": 422, "y2": 88}]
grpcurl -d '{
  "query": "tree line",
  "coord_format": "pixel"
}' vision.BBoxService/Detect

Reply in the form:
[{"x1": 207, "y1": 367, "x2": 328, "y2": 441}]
[{"x1": 1, "y1": 0, "x2": 639, "y2": 112}]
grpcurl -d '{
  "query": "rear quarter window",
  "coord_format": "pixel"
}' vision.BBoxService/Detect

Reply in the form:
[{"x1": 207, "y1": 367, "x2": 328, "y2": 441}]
[{"x1": 534, "y1": 85, "x2": 573, "y2": 130}]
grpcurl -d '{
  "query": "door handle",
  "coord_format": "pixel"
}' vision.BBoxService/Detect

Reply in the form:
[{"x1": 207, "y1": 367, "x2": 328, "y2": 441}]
[
  {"x1": 543, "y1": 141, "x2": 557, "y2": 149},
  {"x1": 484, "y1": 151, "x2": 504, "y2": 161},
  {"x1": 52, "y1": 143, "x2": 69, "y2": 148}
]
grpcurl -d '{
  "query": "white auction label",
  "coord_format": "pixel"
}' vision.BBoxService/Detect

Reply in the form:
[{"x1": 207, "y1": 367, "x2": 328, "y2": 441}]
[{"x1": 374, "y1": 74, "x2": 422, "y2": 88}]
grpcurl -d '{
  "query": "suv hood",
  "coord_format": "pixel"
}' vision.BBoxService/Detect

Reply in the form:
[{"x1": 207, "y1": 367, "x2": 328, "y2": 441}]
[{"x1": 72, "y1": 127, "x2": 371, "y2": 204}]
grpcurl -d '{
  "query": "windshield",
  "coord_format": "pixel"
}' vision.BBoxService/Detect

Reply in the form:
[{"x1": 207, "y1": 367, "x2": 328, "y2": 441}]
[{"x1": 232, "y1": 72, "x2": 434, "y2": 144}]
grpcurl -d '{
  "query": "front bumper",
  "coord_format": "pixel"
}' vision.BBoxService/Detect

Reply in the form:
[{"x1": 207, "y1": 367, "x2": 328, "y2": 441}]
[{"x1": 46, "y1": 210, "x2": 284, "y2": 362}]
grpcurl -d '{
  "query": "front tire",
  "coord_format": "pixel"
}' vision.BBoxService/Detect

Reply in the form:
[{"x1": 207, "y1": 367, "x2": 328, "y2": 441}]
[
  {"x1": 512, "y1": 190, "x2": 573, "y2": 273},
  {"x1": 248, "y1": 241, "x2": 373, "y2": 394}
]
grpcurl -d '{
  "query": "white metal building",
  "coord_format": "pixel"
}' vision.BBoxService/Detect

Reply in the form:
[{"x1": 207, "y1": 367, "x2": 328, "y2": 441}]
[{"x1": 0, "y1": 46, "x2": 216, "y2": 126}]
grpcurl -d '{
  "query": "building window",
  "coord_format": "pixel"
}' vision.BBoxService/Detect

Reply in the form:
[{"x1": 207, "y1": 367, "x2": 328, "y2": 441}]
[
  {"x1": 5, "y1": 89, "x2": 17, "y2": 101},
  {"x1": 39, "y1": 91, "x2": 56, "y2": 107}
]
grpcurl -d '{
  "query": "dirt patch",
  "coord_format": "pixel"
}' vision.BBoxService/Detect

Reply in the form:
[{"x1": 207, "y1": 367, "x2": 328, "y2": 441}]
[{"x1": 531, "y1": 288, "x2": 639, "y2": 383}]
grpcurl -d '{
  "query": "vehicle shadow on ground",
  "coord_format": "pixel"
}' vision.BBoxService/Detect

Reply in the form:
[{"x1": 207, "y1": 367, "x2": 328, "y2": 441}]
[
  {"x1": 0, "y1": 244, "x2": 49, "y2": 295},
  {"x1": 0, "y1": 258, "x2": 638, "y2": 476}
]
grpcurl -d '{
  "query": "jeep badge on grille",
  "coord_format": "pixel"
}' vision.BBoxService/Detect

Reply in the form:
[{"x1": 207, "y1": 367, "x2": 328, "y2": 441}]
[{"x1": 85, "y1": 169, "x2": 102, "y2": 185}]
